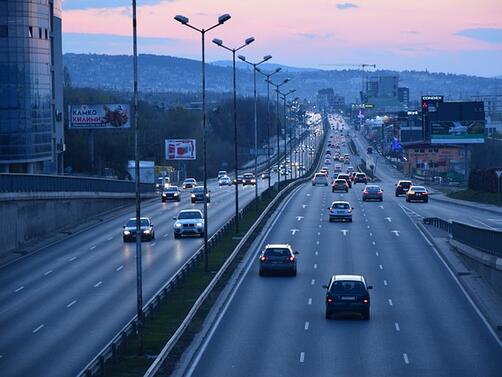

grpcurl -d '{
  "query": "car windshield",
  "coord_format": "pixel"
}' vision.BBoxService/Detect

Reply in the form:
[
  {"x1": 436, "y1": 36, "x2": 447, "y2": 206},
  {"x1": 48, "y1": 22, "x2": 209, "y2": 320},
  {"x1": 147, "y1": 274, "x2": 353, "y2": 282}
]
[
  {"x1": 335, "y1": 180, "x2": 345, "y2": 184},
  {"x1": 165, "y1": 187, "x2": 178, "y2": 192},
  {"x1": 244, "y1": 174, "x2": 254, "y2": 178},
  {"x1": 338, "y1": 175, "x2": 349, "y2": 179},
  {"x1": 330, "y1": 281, "x2": 365, "y2": 294},
  {"x1": 264, "y1": 248, "x2": 290, "y2": 257},
  {"x1": 126, "y1": 219, "x2": 149, "y2": 227},
  {"x1": 185, "y1": 179, "x2": 196, "y2": 183},
  {"x1": 178, "y1": 211, "x2": 202, "y2": 220},
  {"x1": 413, "y1": 187, "x2": 426, "y2": 192},
  {"x1": 400, "y1": 182, "x2": 412, "y2": 187},
  {"x1": 366, "y1": 186, "x2": 380, "y2": 192},
  {"x1": 331, "y1": 203, "x2": 349, "y2": 209},
  {"x1": 192, "y1": 187, "x2": 204, "y2": 193}
]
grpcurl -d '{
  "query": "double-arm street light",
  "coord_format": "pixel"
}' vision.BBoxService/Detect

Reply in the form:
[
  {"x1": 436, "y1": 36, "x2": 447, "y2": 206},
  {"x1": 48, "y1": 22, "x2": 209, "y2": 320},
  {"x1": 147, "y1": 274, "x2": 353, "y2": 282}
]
[
  {"x1": 212, "y1": 37, "x2": 254, "y2": 234},
  {"x1": 256, "y1": 67, "x2": 281, "y2": 190},
  {"x1": 279, "y1": 89, "x2": 296, "y2": 182},
  {"x1": 267, "y1": 78, "x2": 289, "y2": 189},
  {"x1": 174, "y1": 13, "x2": 231, "y2": 272},
  {"x1": 238, "y1": 54, "x2": 272, "y2": 204}
]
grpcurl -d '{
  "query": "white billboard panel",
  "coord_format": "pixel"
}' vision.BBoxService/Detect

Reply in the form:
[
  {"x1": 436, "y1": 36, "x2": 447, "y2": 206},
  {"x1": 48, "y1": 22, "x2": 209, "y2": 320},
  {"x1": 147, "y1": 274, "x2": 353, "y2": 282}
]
[{"x1": 165, "y1": 139, "x2": 197, "y2": 160}]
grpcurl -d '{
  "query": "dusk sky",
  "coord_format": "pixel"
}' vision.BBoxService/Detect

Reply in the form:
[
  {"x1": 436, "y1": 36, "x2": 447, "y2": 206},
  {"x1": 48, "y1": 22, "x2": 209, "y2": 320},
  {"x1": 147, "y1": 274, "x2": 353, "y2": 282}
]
[{"x1": 62, "y1": 0, "x2": 502, "y2": 77}]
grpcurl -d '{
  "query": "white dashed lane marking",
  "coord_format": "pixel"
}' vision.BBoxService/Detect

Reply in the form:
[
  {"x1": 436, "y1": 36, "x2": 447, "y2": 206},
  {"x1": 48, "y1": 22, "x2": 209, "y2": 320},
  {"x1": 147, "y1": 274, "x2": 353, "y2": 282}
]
[
  {"x1": 68, "y1": 256, "x2": 77, "y2": 262},
  {"x1": 304, "y1": 322, "x2": 309, "y2": 330},
  {"x1": 379, "y1": 264, "x2": 383, "y2": 270},
  {"x1": 15, "y1": 286, "x2": 24, "y2": 293},
  {"x1": 67, "y1": 300, "x2": 77, "y2": 308},
  {"x1": 311, "y1": 279, "x2": 315, "y2": 285},
  {"x1": 372, "y1": 241, "x2": 376, "y2": 245},
  {"x1": 388, "y1": 299, "x2": 393, "y2": 306},
  {"x1": 116, "y1": 265, "x2": 124, "y2": 271},
  {"x1": 403, "y1": 353, "x2": 409, "y2": 364},
  {"x1": 44, "y1": 270, "x2": 53, "y2": 276},
  {"x1": 384, "y1": 280, "x2": 388, "y2": 286},
  {"x1": 308, "y1": 298, "x2": 312, "y2": 305},
  {"x1": 33, "y1": 324, "x2": 44, "y2": 334},
  {"x1": 314, "y1": 264, "x2": 318, "y2": 269},
  {"x1": 395, "y1": 322, "x2": 400, "y2": 331},
  {"x1": 300, "y1": 352, "x2": 305, "y2": 363},
  {"x1": 93, "y1": 281, "x2": 102, "y2": 288},
  {"x1": 107, "y1": 236, "x2": 113, "y2": 241},
  {"x1": 90, "y1": 245, "x2": 96, "y2": 250}
]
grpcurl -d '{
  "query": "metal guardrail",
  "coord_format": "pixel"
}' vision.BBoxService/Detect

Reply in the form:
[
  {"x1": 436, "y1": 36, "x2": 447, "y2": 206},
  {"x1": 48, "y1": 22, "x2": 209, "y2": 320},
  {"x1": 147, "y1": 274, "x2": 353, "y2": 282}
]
[
  {"x1": 0, "y1": 173, "x2": 154, "y2": 193},
  {"x1": 76, "y1": 121, "x2": 328, "y2": 377},
  {"x1": 423, "y1": 217, "x2": 502, "y2": 257}
]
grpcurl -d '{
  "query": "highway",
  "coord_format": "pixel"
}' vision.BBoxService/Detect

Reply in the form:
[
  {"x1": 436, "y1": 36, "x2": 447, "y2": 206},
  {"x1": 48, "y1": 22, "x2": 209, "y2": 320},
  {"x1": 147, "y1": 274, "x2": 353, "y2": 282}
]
[
  {"x1": 186, "y1": 118, "x2": 502, "y2": 377},
  {"x1": 0, "y1": 131, "x2": 321, "y2": 377}
]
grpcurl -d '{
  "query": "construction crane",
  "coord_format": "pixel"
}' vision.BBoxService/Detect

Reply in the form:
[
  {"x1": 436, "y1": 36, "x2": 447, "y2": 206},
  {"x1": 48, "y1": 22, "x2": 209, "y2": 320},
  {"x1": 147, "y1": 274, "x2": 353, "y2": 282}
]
[{"x1": 321, "y1": 63, "x2": 377, "y2": 101}]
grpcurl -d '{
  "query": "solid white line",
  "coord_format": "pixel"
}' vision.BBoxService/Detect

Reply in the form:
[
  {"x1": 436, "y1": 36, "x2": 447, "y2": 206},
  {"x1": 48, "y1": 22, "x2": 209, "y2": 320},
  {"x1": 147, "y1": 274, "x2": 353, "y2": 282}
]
[
  {"x1": 319, "y1": 224, "x2": 322, "y2": 228},
  {"x1": 68, "y1": 256, "x2": 77, "y2": 262},
  {"x1": 89, "y1": 245, "x2": 96, "y2": 250},
  {"x1": 411, "y1": 220, "x2": 502, "y2": 348},
  {"x1": 300, "y1": 352, "x2": 305, "y2": 363},
  {"x1": 472, "y1": 218, "x2": 497, "y2": 230},
  {"x1": 67, "y1": 300, "x2": 77, "y2": 308},
  {"x1": 311, "y1": 279, "x2": 315, "y2": 285},
  {"x1": 388, "y1": 299, "x2": 393, "y2": 306},
  {"x1": 304, "y1": 322, "x2": 309, "y2": 330},
  {"x1": 44, "y1": 270, "x2": 53, "y2": 276},
  {"x1": 33, "y1": 324, "x2": 44, "y2": 334},
  {"x1": 15, "y1": 286, "x2": 24, "y2": 293},
  {"x1": 116, "y1": 265, "x2": 124, "y2": 271},
  {"x1": 395, "y1": 322, "x2": 400, "y2": 331},
  {"x1": 308, "y1": 298, "x2": 312, "y2": 305},
  {"x1": 379, "y1": 264, "x2": 383, "y2": 270},
  {"x1": 93, "y1": 281, "x2": 102, "y2": 288},
  {"x1": 313, "y1": 264, "x2": 317, "y2": 269},
  {"x1": 403, "y1": 353, "x2": 409, "y2": 364},
  {"x1": 384, "y1": 279, "x2": 388, "y2": 286}
]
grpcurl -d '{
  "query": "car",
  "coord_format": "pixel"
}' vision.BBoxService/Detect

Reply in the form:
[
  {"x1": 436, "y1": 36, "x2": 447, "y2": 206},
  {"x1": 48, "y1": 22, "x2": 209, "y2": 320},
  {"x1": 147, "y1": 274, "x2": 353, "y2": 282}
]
[
  {"x1": 324, "y1": 158, "x2": 332, "y2": 165},
  {"x1": 325, "y1": 150, "x2": 331, "y2": 155},
  {"x1": 191, "y1": 186, "x2": 210, "y2": 203},
  {"x1": 156, "y1": 176, "x2": 170, "y2": 191},
  {"x1": 323, "y1": 275, "x2": 372, "y2": 320},
  {"x1": 173, "y1": 209, "x2": 204, "y2": 238},
  {"x1": 337, "y1": 173, "x2": 352, "y2": 188},
  {"x1": 242, "y1": 173, "x2": 256, "y2": 186},
  {"x1": 362, "y1": 185, "x2": 383, "y2": 201},
  {"x1": 161, "y1": 186, "x2": 181, "y2": 202},
  {"x1": 182, "y1": 178, "x2": 197, "y2": 189},
  {"x1": 332, "y1": 179, "x2": 349, "y2": 192},
  {"x1": 346, "y1": 166, "x2": 354, "y2": 174},
  {"x1": 395, "y1": 180, "x2": 413, "y2": 196},
  {"x1": 217, "y1": 170, "x2": 227, "y2": 179},
  {"x1": 233, "y1": 175, "x2": 244, "y2": 184},
  {"x1": 328, "y1": 201, "x2": 353, "y2": 222},
  {"x1": 333, "y1": 164, "x2": 342, "y2": 174},
  {"x1": 406, "y1": 186, "x2": 429, "y2": 203},
  {"x1": 367, "y1": 146, "x2": 373, "y2": 154},
  {"x1": 261, "y1": 172, "x2": 270, "y2": 180},
  {"x1": 259, "y1": 244, "x2": 298, "y2": 276},
  {"x1": 353, "y1": 172, "x2": 368, "y2": 184},
  {"x1": 123, "y1": 217, "x2": 155, "y2": 242},
  {"x1": 312, "y1": 173, "x2": 329, "y2": 186},
  {"x1": 218, "y1": 175, "x2": 232, "y2": 186},
  {"x1": 319, "y1": 168, "x2": 329, "y2": 176}
]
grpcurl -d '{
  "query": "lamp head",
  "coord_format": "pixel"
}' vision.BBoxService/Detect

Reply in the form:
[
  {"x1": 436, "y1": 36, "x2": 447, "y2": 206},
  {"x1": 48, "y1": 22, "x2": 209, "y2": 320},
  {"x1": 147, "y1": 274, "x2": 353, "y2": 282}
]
[
  {"x1": 212, "y1": 38, "x2": 223, "y2": 46},
  {"x1": 218, "y1": 14, "x2": 231, "y2": 24},
  {"x1": 245, "y1": 37, "x2": 255, "y2": 45},
  {"x1": 275, "y1": 67, "x2": 282, "y2": 73},
  {"x1": 263, "y1": 55, "x2": 272, "y2": 61},
  {"x1": 174, "y1": 15, "x2": 189, "y2": 24},
  {"x1": 238, "y1": 55, "x2": 246, "y2": 62}
]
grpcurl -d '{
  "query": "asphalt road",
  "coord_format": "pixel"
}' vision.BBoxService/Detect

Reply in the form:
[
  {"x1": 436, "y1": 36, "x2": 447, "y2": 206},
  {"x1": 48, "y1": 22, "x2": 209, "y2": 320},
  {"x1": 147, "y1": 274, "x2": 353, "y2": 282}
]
[
  {"x1": 0, "y1": 133, "x2": 321, "y2": 377},
  {"x1": 188, "y1": 121, "x2": 502, "y2": 377}
]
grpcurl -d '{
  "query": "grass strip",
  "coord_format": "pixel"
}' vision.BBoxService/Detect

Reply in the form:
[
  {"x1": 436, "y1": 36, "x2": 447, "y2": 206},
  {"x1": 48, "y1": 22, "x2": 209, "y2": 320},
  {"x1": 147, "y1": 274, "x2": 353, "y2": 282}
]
[
  {"x1": 103, "y1": 189, "x2": 278, "y2": 377},
  {"x1": 447, "y1": 189, "x2": 502, "y2": 207}
]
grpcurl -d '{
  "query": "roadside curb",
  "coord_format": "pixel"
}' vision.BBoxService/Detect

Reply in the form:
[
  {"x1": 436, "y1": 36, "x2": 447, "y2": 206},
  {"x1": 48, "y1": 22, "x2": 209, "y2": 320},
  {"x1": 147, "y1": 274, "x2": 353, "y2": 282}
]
[
  {"x1": 430, "y1": 194, "x2": 502, "y2": 215},
  {"x1": 417, "y1": 222, "x2": 502, "y2": 341}
]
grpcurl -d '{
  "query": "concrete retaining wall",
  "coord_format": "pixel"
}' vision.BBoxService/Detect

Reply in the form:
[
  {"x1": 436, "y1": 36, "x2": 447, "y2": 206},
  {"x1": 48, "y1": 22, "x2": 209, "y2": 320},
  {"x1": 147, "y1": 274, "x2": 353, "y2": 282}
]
[{"x1": 0, "y1": 192, "x2": 154, "y2": 257}]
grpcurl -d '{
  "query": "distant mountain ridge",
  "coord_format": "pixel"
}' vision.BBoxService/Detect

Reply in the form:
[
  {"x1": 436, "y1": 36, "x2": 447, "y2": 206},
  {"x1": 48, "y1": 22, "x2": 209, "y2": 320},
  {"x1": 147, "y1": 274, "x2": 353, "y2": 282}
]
[
  {"x1": 211, "y1": 60, "x2": 318, "y2": 73},
  {"x1": 64, "y1": 53, "x2": 502, "y2": 104}
]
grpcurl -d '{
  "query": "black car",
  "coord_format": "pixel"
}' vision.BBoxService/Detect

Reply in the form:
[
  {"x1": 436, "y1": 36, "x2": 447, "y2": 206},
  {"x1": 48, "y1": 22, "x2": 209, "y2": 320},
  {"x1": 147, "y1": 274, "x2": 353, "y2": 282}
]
[
  {"x1": 406, "y1": 185, "x2": 429, "y2": 203},
  {"x1": 242, "y1": 173, "x2": 256, "y2": 186},
  {"x1": 161, "y1": 186, "x2": 181, "y2": 202},
  {"x1": 259, "y1": 244, "x2": 298, "y2": 276},
  {"x1": 323, "y1": 275, "x2": 372, "y2": 320},
  {"x1": 123, "y1": 217, "x2": 155, "y2": 242},
  {"x1": 191, "y1": 186, "x2": 211, "y2": 203},
  {"x1": 395, "y1": 180, "x2": 413, "y2": 196},
  {"x1": 353, "y1": 172, "x2": 368, "y2": 184}
]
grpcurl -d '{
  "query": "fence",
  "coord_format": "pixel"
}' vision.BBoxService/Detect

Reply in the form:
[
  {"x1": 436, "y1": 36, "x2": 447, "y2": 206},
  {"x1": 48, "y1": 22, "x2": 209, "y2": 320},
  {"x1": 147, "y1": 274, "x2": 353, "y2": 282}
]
[
  {"x1": 0, "y1": 173, "x2": 154, "y2": 193},
  {"x1": 423, "y1": 217, "x2": 502, "y2": 257}
]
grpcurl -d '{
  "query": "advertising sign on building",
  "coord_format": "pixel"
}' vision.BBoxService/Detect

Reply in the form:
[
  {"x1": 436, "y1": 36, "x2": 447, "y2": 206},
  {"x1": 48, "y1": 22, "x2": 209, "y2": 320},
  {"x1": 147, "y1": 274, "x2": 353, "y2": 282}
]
[
  {"x1": 165, "y1": 139, "x2": 197, "y2": 160},
  {"x1": 430, "y1": 121, "x2": 485, "y2": 144},
  {"x1": 69, "y1": 104, "x2": 130, "y2": 129}
]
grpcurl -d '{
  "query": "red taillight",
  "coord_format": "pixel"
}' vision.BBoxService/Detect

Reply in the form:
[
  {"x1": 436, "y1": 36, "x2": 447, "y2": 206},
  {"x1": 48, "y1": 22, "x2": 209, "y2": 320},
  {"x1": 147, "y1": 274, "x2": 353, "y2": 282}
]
[
  {"x1": 363, "y1": 191, "x2": 368, "y2": 195},
  {"x1": 288, "y1": 256, "x2": 295, "y2": 262},
  {"x1": 260, "y1": 256, "x2": 267, "y2": 261},
  {"x1": 327, "y1": 297, "x2": 333, "y2": 304},
  {"x1": 363, "y1": 298, "x2": 369, "y2": 304}
]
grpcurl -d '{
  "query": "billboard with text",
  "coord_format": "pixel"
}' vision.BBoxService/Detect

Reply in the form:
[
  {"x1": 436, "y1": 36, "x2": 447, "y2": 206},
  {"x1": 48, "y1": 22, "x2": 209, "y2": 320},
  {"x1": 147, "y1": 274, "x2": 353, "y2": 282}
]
[
  {"x1": 69, "y1": 104, "x2": 130, "y2": 129},
  {"x1": 165, "y1": 139, "x2": 197, "y2": 160}
]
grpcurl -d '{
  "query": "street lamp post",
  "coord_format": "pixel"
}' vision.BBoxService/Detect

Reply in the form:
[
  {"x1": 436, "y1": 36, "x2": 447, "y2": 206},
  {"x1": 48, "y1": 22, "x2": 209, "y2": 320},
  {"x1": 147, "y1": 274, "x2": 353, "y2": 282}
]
[
  {"x1": 175, "y1": 13, "x2": 231, "y2": 272},
  {"x1": 256, "y1": 67, "x2": 281, "y2": 190},
  {"x1": 212, "y1": 37, "x2": 254, "y2": 234},
  {"x1": 238, "y1": 54, "x2": 272, "y2": 205},
  {"x1": 268, "y1": 79, "x2": 289, "y2": 189},
  {"x1": 279, "y1": 89, "x2": 296, "y2": 182}
]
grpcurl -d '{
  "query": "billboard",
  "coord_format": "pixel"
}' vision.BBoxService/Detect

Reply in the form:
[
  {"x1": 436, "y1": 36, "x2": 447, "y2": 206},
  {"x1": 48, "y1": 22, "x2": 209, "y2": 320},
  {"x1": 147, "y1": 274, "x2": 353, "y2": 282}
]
[
  {"x1": 69, "y1": 104, "x2": 130, "y2": 129},
  {"x1": 430, "y1": 121, "x2": 485, "y2": 144},
  {"x1": 165, "y1": 139, "x2": 197, "y2": 160}
]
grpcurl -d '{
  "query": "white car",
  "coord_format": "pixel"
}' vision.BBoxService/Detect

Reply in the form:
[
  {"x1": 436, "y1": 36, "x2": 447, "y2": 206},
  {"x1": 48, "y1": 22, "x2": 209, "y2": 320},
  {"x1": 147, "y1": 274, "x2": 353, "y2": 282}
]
[
  {"x1": 218, "y1": 175, "x2": 232, "y2": 186},
  {"x1": 312, "y1": 173, "x2": 329, "y2": 186},
  {"x1": 182, "y1": 178, "x2": 197, "y2": 189},
  {"x1": 173, "y1": 209, "x2": 204, "y2": 238},
  {"x1": 217, "y1": 170, "x2": 228, "y2": 179}
]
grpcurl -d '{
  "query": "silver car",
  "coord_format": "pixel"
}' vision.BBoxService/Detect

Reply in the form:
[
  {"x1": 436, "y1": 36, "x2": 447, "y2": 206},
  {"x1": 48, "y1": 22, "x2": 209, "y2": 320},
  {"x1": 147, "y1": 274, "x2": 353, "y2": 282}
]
[
  {"x1": 173, "y1": 209, "x2": 204, "y2": 238},
  {"x1": 328, "y1": 201, "x2": 353, "y2": 222}
]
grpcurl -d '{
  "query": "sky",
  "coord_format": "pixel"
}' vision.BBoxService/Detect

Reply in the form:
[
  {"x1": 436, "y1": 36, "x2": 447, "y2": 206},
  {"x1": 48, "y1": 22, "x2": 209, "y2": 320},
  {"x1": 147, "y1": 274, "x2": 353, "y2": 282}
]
[{"x1": 61, "y1": 0, "x2": 502, "y2": 77}]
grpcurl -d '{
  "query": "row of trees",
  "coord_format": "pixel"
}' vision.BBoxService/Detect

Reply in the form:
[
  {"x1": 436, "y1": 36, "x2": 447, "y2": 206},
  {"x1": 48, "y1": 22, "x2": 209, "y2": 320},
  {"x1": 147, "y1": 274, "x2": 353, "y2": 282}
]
[
  {"x1": 63, "y1": 87, "x2": 283, "y2": 179},
  {"x1": 468, "y1": 168, "x2": 502, "y2": 193}
]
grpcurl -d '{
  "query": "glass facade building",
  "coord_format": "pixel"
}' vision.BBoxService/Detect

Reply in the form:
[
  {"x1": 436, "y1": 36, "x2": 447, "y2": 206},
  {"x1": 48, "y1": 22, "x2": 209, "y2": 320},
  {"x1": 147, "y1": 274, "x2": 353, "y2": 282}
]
[{"x1": 0, "y1": 0, "x2": 63, "y2": 174}]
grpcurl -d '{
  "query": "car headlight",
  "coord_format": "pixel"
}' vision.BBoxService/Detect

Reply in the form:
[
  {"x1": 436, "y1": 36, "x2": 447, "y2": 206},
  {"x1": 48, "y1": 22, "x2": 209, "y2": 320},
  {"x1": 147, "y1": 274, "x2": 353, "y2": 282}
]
[
  {"x1": 196, "y1": 222, "x2": 203, "y2": 227},
  {"x1": 191, "y1": 194, "x2": 196, "y2": 198},
  {"x1": 162, "y1": 193, "x2": 166, "y2": 197},
  {"x1": 123, "y1": 230, "x2": 130, "y2": 235},
  {"x1": 251, "y1": 179, "x2": 256, "y2": 183},
  {"x1": 175, "y1": 223, "x2": 182, "y2": 228},
  {"x1": 174, "y1": 192, "x2": 179, "y2": 196},
  {"x1": 144, "y1": 229, "x2": 151, "y2": 234}
]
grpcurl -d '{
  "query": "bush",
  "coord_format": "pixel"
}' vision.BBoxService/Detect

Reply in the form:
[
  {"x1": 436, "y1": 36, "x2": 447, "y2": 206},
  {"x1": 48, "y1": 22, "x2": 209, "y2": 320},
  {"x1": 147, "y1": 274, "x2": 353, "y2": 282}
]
[{"x1": 468, "y1": 168, "x2": 502, "y2": 193}]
